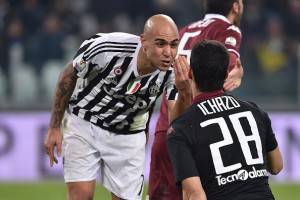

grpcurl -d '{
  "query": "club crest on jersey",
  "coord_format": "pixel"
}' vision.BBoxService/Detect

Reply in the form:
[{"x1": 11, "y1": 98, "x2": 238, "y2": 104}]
[
  {"x1": 167, "y1": 126, "x2": 175, "y2": 135},
  {"x1": 149, "y1": 83, "x2": 160, "y2": 96},
  {"x1": 225, "y1": 36, "x2": 237, "y2": 46},
  {"x1": 126, "y1": 80, "x2": 141, "y2": 94},
  {"x1": 107, "y1": 76, "x2": 118, "y2": 85},
  {"x1": 75, "y1": 59, "x2": 86, "y2": 71}
]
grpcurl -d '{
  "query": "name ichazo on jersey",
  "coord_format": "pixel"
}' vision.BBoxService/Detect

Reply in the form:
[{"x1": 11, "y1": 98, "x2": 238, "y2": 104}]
[
  {"x1": 216, "y1": 166, "x2": 268, "y2": 186},
  {"x1": 197, "y1": 96, "x2": 240, "y2": 115}
]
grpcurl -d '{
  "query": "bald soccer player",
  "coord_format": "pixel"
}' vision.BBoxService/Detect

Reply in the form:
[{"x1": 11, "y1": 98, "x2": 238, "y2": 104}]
[
  {"x1": 44, "y1": 14, "x2": 191, "y2": 200},
  {"x1": 149, "y1": 1, "x2": 244, "y2": 199}
]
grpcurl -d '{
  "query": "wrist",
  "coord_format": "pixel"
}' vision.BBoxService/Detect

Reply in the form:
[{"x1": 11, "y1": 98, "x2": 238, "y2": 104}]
[{"x1": 49, "y1": 127, "x2": 61, "y2": 132}]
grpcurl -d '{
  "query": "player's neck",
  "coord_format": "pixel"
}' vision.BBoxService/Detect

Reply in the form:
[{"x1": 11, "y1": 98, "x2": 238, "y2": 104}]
[
  {"x1": 227, "y1": 11, "x2": 240, "y2": 26},
  {"x1": 193, "y1": 90, "x2": 202, "y2": 99},
  {"x1": 226, "y1": 14, "x2": 235, "y2": 25},
  {"x1": 137, "y1": 48, "x2": 157, "y2": 76}
]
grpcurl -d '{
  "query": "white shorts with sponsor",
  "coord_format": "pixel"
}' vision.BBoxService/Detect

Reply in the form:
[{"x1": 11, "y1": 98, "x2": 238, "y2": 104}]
[{"x1": 62, "y1": 112, "x2": 146, "y2": 200}]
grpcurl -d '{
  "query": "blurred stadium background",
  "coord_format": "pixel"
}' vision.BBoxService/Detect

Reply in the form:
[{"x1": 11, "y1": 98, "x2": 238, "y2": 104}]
[{"x1": 0, "y1": 0, "x2": 300, "y2": 199}]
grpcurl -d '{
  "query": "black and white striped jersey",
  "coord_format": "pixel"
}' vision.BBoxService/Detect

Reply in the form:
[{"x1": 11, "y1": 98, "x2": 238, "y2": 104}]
[{"x1": 69, "y1": 32, "x2": 177, "y2": 134}]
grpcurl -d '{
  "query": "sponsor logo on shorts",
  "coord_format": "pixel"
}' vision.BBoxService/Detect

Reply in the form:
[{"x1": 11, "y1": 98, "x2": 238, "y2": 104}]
[{"x1": 216, "y1": 166, "x2": 268, "y2": 186}]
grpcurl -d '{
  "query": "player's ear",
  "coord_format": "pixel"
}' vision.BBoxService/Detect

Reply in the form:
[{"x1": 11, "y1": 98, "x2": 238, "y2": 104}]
[
  {"x1": 188, "y1": 68, "x2": 193, "y2": 80},
  {"x1": 140, "y1": 33, "x2": 146, "y2": 44},
  {"x1": 225, "y1": 69, "x2": 229, "y2": 80},
  {"x1": 140, "y1": 33, "x2": 148, "y2": 53}
]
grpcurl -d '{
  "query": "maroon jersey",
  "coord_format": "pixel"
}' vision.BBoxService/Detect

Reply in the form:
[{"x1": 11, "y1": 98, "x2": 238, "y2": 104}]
[
  {"x1": 149, "y1": 14, "x2": 242, "y2": 200},
  {"x1": 155, "y1": 14, "x2": 242, "y2": 135},
  {"x1": 178, "y1": 14, "x2": 241, "y2": 65}
]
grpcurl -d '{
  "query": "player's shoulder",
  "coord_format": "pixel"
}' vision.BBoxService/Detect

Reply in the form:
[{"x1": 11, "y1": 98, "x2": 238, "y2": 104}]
[
  {"x1": 203, "y1": 14, "x2": 241, "y2": 36},
  {"x1": 234, "y1": 96, "x2": 268, "y2": 117},
  {"x1": 87, "y1": 32, "x2": 140, "y2": 44},
  {"x1": 171, "y1": 105, "x2": 199, "y2": 131},
  {"x1": 181, "y1": 16, "x2": 241, "y2": 36}
]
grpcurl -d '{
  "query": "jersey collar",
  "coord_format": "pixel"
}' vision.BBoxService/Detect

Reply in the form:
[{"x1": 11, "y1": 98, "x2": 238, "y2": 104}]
[
  {"x1": 132, "y1": 40, "x2": 142, "y2": 77},
  {"x1": 193, "y1": 90, "x2": 224, "y2": 103},
  {"x1": 204, "y1": 14, "x2": 231, "y2": 24}
]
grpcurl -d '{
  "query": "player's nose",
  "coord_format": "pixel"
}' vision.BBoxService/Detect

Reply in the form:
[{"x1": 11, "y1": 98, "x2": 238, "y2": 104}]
[{"x1": 163, "y1": 45, "x2": 171, "y2": 57}]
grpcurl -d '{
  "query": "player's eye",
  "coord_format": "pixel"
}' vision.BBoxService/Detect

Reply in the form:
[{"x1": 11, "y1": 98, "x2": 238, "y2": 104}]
[
  {"x1": 156, "y1": 42, "x2": 166, "y2": 47},
  {"x1": 170, "y1": 42, "x2": 179, "y2": 48}
]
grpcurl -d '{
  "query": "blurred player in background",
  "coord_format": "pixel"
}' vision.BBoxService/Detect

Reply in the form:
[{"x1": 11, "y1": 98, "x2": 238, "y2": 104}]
[
  {"x1": 149, "y1": 0, "x2": 244, "y2": 199},
  {"x1": 167, "y1": 40, "x2": 283, "y2": 200},
  {"x1": 44, "y1": 14, "x2": 191, "y2": 200}
]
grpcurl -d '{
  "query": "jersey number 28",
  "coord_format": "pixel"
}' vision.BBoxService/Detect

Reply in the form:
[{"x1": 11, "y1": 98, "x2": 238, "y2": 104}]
[{"x1": 200, "y1": 111, "x2": 263, "y2": 175}]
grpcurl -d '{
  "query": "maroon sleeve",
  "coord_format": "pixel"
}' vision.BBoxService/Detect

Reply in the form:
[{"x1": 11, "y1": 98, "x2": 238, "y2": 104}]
[
  {"x1": 154, "y1": 95, "x2": 170, "y2": 134},
  {"x1": 215, "y1": 25, "x2": 242, "y2": 58}
]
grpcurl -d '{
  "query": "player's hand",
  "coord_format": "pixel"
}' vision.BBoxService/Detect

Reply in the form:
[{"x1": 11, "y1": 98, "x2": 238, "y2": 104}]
[
  {"x1": 174, "y1": 55, "x2": 191, "y2": 94},
  {"x1": 44, "y1": 128, "x2": 63, "y2": 167},
  {"x1": 223, "y1": 59, "x2": 244, "y2": 92}
]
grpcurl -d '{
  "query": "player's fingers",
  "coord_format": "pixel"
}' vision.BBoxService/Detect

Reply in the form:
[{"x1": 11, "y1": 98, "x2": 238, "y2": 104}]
[
  {"x1": 223, "y1": 81, "x2": 233, "y2": 91},
  {"x1": 54, "y1": 156, "x2": 58, "y2": 164},
  {"x1": 57, "y1": 141, "x2": 62, "y2": 157},
  {"x1": 174, "y1": 59, "x2": 179, "y2": 77},
  {"x1": 175, "y1": 57, "x2": 184, "y2": 77},
  {"x1": 236, "y1": 59, "x2": 241, "y2": 66},
  {"x1": 48, "y1": 147, "x2": 55, "y2": 167},
  {"x1": 177, "y1": 56, "x2": 186, "y2": 74},
  {"x1": 179, "y1": 56, "x2": 190, "y2": 79}
]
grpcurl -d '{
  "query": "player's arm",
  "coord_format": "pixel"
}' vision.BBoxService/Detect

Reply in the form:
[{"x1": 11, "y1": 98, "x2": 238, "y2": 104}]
[
  {"x1": 218, "y1": 26, "x2": 243, "y2": 92},
  {"x1": 182, "y1": 177, "x2": 207, "y2": 200},
  {"x1": 223, "y1": 53, "x2": 244, "y2": 91},
  {"x1": 168, "y1": 55, "x2": 192, "y2": 123},
  {"x1": 44, "y1": 62, "x2": 77, "y2": 167},
  {"x1": 167, "y1": 125, "x2": 203, "y2": 199},
  {"x1": 267, "y1": 146, "x2": 283, "y2": 175},
  {"x1": 264, "y1": 111, "x2": 283, "y2": 175}
]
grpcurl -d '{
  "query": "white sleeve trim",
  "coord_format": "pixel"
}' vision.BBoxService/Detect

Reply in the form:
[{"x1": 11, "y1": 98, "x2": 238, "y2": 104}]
[{"x1": 228, "y1": 49, "x2": 240, "y2": 58}]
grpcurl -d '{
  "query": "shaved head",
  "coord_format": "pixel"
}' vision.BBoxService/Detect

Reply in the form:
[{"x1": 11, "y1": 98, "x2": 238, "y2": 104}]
[
  {"x1": 139, "y1": 14, "x2": 179, "y2": 74},
  {"x1": 143, "y1": 14, "x2": 178, "y2": 37}
]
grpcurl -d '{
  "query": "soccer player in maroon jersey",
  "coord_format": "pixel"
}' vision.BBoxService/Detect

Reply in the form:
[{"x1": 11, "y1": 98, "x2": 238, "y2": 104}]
[{"x1": 149, "y1": 0, "x2": 244, "y2": 199}]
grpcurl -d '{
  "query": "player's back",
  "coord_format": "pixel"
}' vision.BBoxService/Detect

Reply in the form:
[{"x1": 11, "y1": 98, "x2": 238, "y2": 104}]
[
  {"x1": 171, "y1": 92, "x2": 277, "y2": 200},
  {"x1": 178, "y1": 14, "x2": 241, "y2": 60},
  {"x1": 155, "y1": 14, "x2": 242, "y2": 134}
]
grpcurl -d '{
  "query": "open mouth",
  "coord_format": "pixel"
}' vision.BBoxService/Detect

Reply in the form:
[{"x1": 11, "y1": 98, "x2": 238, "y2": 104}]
[{"x1": 162, "y1": 60, "x2": 171, "y2": 65}]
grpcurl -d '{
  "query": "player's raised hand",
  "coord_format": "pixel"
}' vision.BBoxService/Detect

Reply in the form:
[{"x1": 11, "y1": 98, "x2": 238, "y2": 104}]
[
  {"x1": 223, "y1": 59, "x2": 244, "y2": 92},
  {"x1": 44, "y1": 128, "x2": 63, "y2": 167},
  {"x1": 174, "y1": 55, "x2": 191, "y2": 93}
]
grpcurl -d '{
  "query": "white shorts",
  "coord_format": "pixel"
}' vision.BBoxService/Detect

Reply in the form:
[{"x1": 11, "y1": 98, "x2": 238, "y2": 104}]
[{"x1": 62, "y1": 113, "x2": 146, "y2": 200}]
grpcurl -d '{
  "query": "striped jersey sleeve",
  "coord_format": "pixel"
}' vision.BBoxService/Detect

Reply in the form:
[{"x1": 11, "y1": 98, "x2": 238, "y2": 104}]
[
  {"x1": 73, "y1": 33, "x2": 138, "y2": 78},
  {"x1": 68, "y1": 32, "x2": 178, "y2": 134},
  {"x1": 164, "y1": 69, "x2": 178, "y2": 100}
]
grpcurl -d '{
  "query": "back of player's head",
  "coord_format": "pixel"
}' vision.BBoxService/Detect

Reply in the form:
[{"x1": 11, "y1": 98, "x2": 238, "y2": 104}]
[
  {"x1": 205, "y1": 0, "x2": 238, "y2": 16},
  {"x1": 190, "y1": 40, "x2": 229, "y2": 92}
]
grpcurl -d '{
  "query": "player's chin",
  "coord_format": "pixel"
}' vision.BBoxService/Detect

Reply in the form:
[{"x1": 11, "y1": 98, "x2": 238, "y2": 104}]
[
  {"x1": 158, "y1": 65, "x2": 170, "y2": 71},
  {"x1": 159, "y1": 62, "x2": 172, "y2": 71}
]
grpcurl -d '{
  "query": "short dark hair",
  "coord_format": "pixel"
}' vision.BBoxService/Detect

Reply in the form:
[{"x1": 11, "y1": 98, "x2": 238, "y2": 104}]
[
  {"x1": 205, "y1": 0, "x2": 238, "y2": 16},
  {"x1": 190, "y1": 40, "x2": 229, "y2": 92}
]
